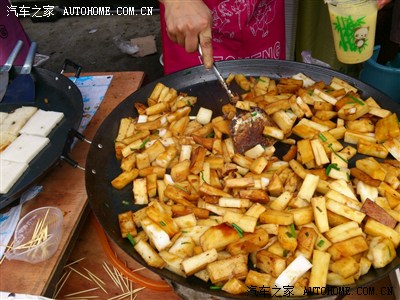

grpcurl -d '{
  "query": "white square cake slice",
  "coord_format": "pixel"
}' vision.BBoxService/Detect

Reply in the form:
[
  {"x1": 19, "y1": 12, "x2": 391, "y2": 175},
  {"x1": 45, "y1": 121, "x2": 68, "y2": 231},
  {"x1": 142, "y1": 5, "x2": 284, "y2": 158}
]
[
  {"x1": 2, "y1": 106, "x2": 38, "y2": 136},
  {"x1": 0, "y1": 134, "x2": 50, "y2": 163},
  {"x1": 19, "y1": 109, "x2": 64, "y2": 137},
  {"x1": 0, "y1": 159, "x2": 29, "y2": 194}
]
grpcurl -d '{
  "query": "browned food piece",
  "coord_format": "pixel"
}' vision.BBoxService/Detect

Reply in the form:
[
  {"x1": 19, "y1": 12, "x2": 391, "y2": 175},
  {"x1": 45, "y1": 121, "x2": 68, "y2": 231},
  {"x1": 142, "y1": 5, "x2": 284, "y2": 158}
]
[
  {"x1": 256, "y1": 250, "x2": 286, "y2": 278},
  {"x1": 230, "y1": 108, "x2": 276, "y2": 154},
  {"x1": 200, "y1": 223, "x2": 241, "y2": 251},
  {"x1": 118, "y1": 211, "x2": 137, "y2": 238},
  {"x1": 383, "y1": 159, "x2": 400, "y2": 168},
  {"x1": 226, "y1": 228, "x2": 269, "y2": 255},
  {"x1": 350, "y1": 168, "x2": 381, "y2": 187},
  {"x1": 360, "y1": 199, "x2": 397, "y2": 229},
  {"x1": 282, "y1": 145, "x2": 297, "y2": 162},
  {"x1": 171, "y1": 204, "x2": 210, "y2": 219},
  {"x1": 328, "y1": 236, "x2": 369, "y2": 258},
  {"x1": 238, "y1": 189, "x2": 269, "y2": 203},
  {"x1": 134, "y1": 102, "x2": 147, "y2": 115}
]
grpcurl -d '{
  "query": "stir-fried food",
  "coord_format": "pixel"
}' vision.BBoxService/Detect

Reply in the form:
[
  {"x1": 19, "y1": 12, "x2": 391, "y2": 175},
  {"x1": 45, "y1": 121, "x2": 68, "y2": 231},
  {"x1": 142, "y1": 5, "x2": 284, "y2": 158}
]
[{"x1": 113, "y1": 72, "x2": 400, "y2": 296}]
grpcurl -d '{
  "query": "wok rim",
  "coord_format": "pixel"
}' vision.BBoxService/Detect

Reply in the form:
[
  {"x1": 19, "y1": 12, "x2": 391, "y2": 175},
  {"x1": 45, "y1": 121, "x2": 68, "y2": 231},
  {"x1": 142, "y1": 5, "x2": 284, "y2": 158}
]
[
  {"x1": 0, "y1": 67, "x2": 83, "y2": 209},
  {"x1": 86, "y1": 59, "x2": 400, "y2": 299}
]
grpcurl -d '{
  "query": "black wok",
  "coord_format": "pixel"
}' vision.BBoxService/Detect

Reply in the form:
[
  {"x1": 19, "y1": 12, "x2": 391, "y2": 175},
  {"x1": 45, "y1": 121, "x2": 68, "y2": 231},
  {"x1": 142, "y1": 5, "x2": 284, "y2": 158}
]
[
  {"x1": 0, "y1": 67, "x2": 83, "y2": 209},
  {"x1": 86, "y1": 59, "x2": 400, "y2": 299}
]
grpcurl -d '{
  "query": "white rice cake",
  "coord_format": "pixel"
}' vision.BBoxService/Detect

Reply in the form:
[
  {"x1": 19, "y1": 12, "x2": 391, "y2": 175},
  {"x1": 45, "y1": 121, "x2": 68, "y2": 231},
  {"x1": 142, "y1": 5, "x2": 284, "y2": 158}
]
[
  {"x1": 0, "y1": 159, "x2": 29, "y2": 194},
  {"x1": 0, "y1": 131, "x2": 17, "y2": 152},
  {"x1": 1, "y1": 134, "x2": 49, "y2": 163},
  {"x1": 0, "y1": 112, "x2": 8, "y2": 124},
  {"x1": 19, "y1": 109, "x2": 64, "y2": 137},
  {"x1": 2, "y1": 106, "x2": 38, "y2": 136}
]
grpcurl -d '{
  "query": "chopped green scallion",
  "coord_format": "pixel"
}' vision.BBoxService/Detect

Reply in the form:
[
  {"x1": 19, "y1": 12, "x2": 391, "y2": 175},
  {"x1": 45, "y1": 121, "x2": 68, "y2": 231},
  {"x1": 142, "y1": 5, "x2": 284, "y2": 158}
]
[
  {"x1": 206, "y1": 132, "x2": 215, "y2": 138},
  {"x1": 348, "y1": 94, "x2": 365, "y2": 105},
  {"x1": 127, "y1": 233, "x2": 136, "y2": 246},
  {"x1": 326, "y1": 163, "x2": 339, "y2": 176},
  {"x1": 210, "y1": 285, "x2": 222, "y2": 290},
  {"x1": 200, "y1": 171, "x2": 206, "y2": 182},
  {"x1": 318, "y1": 133, "x2": 327, "y2": 142},
  {"x1": 317, "y1": 240, "x2": 325, "y2": 247},
  {"x1": 175, "y1": 185, "x2": 187, "y2": 192},
  {"x1": 290, "y1": 223, "x2": 296, "y2": 238},
  {"x1": 139, "y1": 137, "x2": 150, "y2": 149},
  {"x1": 232, "y1": 223, "x2": 244, "y2": 238},
  {"x1": 328, "y1": 144, "x2": 348, "y2": 163}
]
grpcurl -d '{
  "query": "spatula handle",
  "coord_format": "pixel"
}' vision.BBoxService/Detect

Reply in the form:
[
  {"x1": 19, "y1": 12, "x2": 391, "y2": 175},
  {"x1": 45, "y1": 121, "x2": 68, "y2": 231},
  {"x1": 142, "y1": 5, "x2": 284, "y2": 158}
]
[
  {"x1": 1, "y1": 40, "x2": 23, "y2": 72},
  {"x1": 21, "y1": 42, "x2": 37, "y2": 74}
]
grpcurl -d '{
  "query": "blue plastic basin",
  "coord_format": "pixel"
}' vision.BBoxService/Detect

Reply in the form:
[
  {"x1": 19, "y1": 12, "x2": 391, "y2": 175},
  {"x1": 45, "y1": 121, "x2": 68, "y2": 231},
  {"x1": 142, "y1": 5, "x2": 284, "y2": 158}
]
[{"x1": 359, "y1": 46, "x2": 400, "y2": 103}]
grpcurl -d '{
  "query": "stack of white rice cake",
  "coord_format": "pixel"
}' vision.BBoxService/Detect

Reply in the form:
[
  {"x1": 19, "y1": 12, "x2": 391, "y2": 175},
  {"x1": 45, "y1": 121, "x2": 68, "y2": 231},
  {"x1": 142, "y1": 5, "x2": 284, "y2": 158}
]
[{"x1": 0, "y1": 106, "x2": 64, "y2": 194}]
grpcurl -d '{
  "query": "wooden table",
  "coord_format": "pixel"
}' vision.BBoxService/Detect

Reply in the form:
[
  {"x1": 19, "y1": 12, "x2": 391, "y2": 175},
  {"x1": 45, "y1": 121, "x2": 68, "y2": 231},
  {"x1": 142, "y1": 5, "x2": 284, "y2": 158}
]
[
  {"x1": 0, "y1": 71, "x2": 147, "y2": 297},
  {"x1": 0, "y1": 71, "x2": 396, "y2": 300}
]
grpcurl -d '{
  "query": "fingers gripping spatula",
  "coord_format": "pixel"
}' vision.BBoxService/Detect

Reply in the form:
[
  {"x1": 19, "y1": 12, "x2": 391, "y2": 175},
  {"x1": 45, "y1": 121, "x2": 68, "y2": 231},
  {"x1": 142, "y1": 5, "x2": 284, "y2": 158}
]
[
  {"x1": 2, "y1": 42, "x2": 37, "y2": 104},
  {"x1": 0, "y1": 40, "x2": 24, "y2": 102},
  {"x1": 198, "y1": 44, "x2": 277, "y2": 154}
]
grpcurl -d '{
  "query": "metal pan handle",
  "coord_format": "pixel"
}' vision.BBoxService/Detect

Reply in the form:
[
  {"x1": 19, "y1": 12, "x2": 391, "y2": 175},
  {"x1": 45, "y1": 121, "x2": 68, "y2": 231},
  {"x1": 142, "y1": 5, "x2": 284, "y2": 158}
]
[
  {"x1": 1, "y1": 40, "x2": 23, "y2": 72},
  {"x1": 21, "y1": 41, "x2": 37, "y2": 74},
  {"x1": 60, "y1": 59, "x2": 82, "y2": 81},
  {"x1": 61, "y1": 129, "x2": 92, "y2": 171}
]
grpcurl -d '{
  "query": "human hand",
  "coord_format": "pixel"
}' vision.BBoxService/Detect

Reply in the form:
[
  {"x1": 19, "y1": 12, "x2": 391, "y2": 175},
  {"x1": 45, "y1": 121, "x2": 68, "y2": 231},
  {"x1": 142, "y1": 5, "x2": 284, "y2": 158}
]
[{"x1": 163, "y1": 0, "x2": 213, "y2": 68}]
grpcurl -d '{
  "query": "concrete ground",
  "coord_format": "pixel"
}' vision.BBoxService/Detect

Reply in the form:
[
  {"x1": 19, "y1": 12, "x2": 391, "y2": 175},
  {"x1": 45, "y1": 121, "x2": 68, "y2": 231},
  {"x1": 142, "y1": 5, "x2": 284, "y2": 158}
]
[{"x1": 20, "y1": 13, "x2": 164, "y2": 82}]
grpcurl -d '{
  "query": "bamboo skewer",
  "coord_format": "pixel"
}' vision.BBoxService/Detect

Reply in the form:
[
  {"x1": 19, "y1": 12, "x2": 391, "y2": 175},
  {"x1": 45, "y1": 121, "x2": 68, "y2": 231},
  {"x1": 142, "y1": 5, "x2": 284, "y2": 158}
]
[
  {"x1": 56, "y1": 260, "x2": 146, "y2": 299},
  {"x1": 108, "y1": 288, "x2": 144, "y2": 300},
  {"x1": 63, "y1": 296, "x2": 100, "y2": 300},
  {"x1": 65, "y1": 287, "x2": 100, "y2": 297},
  {"x1": 84, "y1": 267, "x2": 106, "y2": 285},
  {"x1": 53, "y1": 269, "x2": 72, "y2": 299},
  {"x1": 85, "y1": 269, "x2": 108, "y2": 295},
  {"x1": 64, "y1": 257, "x2": 86, "y2": 268},
  {"x1": 69, "y1": 266, "x2": 93, "y2": 282},
  {"x1": 103, "y1": 262, "x2": 124, "y2": 292}
]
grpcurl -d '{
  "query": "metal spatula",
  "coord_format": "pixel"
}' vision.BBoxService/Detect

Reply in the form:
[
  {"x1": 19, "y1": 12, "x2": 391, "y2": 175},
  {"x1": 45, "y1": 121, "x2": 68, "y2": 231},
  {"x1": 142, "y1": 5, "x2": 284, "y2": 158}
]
[
  {"x1": 2, "y1": 42, "x2": 37, "y2": 104},
  {"x1": 198, "y1": 44, "x2": 237, "y2": 102},
  {"x1": 0, "y1": 40, "x2": 24, "y2": 102}
]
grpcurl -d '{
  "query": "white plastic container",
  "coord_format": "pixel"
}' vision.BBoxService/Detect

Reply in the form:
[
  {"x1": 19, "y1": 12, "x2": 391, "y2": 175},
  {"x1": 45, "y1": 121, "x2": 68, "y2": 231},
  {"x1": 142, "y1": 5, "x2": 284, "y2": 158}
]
[{"x1": 5, "y1": 206, "x2": 63, "y2": 264}]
